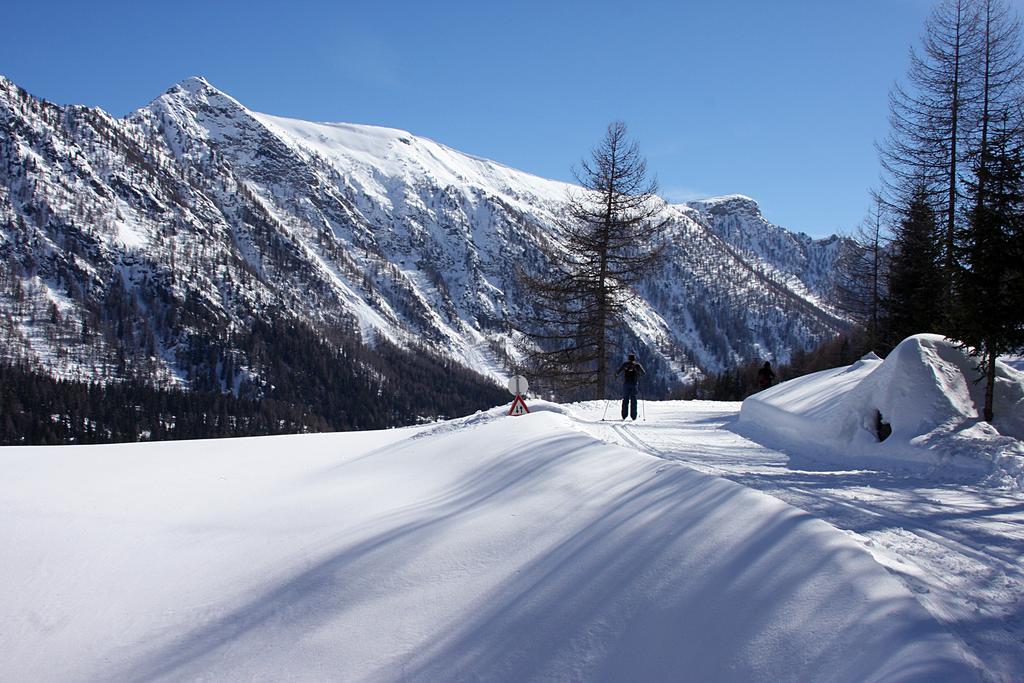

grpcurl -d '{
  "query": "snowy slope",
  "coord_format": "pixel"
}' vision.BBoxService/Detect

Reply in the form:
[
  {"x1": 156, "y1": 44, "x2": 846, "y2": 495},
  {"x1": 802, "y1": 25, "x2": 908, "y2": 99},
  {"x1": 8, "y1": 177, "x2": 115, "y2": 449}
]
[
  {"x1": 253, "y1": 112, "x2": 573, "y2": 210},
  {"x1": 571, "y1": 399, "x2": 1022, "y2": 682},
  {"x1": 0, "y1": 404, "x2": 977, "y2": 682},
  {"x1": 0, "y1": 73, "x2": 849, "y2": 396}
]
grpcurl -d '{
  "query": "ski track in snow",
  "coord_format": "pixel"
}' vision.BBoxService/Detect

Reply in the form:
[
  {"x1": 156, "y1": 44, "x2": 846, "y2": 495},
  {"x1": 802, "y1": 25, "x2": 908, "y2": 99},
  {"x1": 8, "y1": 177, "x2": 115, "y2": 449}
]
[
  {"x1": 1, "y1": 403, "x2": 985, "y2": 683},
  {"x1": 570, "y1": 400, "x2": 1024, "y2": 683}
]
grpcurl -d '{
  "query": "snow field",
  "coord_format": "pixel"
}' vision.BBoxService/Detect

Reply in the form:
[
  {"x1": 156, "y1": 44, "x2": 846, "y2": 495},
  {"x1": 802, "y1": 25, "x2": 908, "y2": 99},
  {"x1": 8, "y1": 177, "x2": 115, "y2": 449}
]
[
  {"x1": 0, "y1": 405, "x2": 978, "y2": 682},
  {"x1": 574, "y1": 399, "x2": 1022, "y2": 682}
]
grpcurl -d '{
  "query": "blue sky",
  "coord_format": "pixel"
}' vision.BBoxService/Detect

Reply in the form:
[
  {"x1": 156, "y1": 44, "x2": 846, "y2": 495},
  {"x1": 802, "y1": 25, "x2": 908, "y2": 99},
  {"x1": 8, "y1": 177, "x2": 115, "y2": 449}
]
[{"x1": 0, "y1": 0, "x2": 989, "y2": 237}]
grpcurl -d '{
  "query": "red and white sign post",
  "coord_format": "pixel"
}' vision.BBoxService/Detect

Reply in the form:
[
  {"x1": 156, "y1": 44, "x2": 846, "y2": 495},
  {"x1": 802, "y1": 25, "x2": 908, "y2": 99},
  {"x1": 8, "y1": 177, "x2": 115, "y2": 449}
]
[{"x1": 507, "y1": 375, "x2": 530, "y2": 416}]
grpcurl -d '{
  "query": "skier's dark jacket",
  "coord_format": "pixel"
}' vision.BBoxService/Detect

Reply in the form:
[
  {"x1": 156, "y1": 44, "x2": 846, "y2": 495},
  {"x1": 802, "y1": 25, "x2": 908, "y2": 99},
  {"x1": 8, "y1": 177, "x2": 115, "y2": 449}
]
[{"x1": 616, "y1": 360, "x2": 646, "y2": 386}]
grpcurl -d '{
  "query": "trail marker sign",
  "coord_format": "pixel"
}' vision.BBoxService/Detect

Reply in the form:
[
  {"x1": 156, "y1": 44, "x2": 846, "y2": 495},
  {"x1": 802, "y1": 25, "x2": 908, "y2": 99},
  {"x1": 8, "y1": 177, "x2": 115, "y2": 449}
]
[
  {"x1": 509, "y1": 395, "x2": 530, "y2": 416},
  {"x1": 507, "y1": 375, "x2": 530, "y2": 416}
]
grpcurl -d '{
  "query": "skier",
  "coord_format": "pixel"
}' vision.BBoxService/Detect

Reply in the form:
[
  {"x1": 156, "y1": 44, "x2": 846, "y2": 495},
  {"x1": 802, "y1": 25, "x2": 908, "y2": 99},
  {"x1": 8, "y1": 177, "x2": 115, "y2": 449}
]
[
  {"x1": 756, "y1": 361, "x2": 775, "y2": 391},
  {"x1": 615, "y1": 353, "x2": 646, "y2": 420}
]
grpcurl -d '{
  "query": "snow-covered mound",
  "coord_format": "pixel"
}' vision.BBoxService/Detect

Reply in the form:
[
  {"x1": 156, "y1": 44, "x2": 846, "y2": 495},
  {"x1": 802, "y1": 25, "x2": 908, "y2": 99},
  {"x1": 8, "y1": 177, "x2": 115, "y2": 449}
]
[
  {"x1": 0, "y1": 405, "x2": 977, "y2": 681},
  {"x1": 739, "y1": 334, "x2": 1024, "y2": 488}
]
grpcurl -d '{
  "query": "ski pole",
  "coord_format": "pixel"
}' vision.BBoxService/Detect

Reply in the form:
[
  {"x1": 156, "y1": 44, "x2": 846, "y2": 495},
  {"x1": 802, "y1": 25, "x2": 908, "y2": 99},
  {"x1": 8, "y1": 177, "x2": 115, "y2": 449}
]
[
  {"x1": 601, "y1": 397, "x2": 610, "y2": 421},
  {"x1": 641, "y1": 381, "x2": 647, "y2": 422}
]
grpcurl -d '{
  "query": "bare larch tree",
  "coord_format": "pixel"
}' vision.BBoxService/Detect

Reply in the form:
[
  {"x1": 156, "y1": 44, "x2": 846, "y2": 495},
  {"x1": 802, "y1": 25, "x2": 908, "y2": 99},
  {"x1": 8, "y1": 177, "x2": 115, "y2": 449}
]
[
  {"x1": 516, "y1": 121, "x2": 667, "y2": 399},
  {"x1": 879, "y1": 0, "x2": 985, "y2": 316}
]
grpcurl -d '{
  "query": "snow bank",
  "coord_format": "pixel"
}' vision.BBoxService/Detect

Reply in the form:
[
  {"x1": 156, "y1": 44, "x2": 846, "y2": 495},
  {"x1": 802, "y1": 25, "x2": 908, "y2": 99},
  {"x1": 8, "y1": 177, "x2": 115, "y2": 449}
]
[
  {"x1": 739, "y1": 334, "x2": 1024, "y2": 488},
  {"x1": 0, "y1": 407, "x2": 977, "y2": 681}
]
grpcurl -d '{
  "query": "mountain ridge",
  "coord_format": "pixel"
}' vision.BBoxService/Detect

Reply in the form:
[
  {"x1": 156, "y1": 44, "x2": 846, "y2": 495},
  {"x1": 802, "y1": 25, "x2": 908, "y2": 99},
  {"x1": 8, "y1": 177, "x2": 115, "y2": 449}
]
[{"x1": 0, "y1": 73, "x2": 849, "y2": 406}]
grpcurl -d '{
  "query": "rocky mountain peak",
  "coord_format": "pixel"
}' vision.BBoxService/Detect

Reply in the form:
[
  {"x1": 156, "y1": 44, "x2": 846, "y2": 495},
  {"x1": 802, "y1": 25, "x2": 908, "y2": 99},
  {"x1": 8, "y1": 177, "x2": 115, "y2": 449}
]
[{"x1": 685, "y1": 194, "x2": 762, "y2": 215}]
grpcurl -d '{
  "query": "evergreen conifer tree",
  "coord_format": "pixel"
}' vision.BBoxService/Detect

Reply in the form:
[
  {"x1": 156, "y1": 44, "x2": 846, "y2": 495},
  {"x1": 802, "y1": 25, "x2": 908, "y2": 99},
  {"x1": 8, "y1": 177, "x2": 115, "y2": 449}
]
[
  {"x1": 952, "y1": 121, "x2": 1024, "y2": 421},
  {"x1": 887, "y1": 187, "x2": 945, "y2": 344}
]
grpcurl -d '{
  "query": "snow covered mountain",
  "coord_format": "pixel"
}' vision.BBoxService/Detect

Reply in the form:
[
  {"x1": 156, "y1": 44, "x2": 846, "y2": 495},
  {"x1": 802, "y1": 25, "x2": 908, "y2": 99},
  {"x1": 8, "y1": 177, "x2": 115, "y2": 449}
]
[{"x1": 0, "y1": 74, "x2": 848, "y2": 398}]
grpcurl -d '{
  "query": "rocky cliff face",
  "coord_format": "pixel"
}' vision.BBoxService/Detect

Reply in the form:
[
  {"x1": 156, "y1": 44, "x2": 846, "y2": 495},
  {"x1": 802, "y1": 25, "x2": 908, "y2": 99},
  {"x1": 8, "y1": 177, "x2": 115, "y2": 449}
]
[
  {"x1": 686, "y1": 194, "x2": 843, "y2": 307},
  {"x1": 0, "y1": 74, "x2": 847, "y2": 398}
]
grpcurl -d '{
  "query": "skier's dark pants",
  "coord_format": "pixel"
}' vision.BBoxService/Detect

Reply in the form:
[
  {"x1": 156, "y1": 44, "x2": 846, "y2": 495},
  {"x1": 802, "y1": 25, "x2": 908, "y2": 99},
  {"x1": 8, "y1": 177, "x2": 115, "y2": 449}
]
[{"x1": 621, "y1": 384, "x2": 638, "y2": 420}]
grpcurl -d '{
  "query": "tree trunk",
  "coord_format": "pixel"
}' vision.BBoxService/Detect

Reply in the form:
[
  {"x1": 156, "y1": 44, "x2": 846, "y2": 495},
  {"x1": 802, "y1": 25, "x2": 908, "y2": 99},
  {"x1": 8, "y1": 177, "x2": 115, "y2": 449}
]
[
  {"x1": 595, "y1": 144, "x2": 617, "y2": 399},
  {"x1": 596, "y1": 281, "x2": 607, "y2": 400},
  {"x1": 984, "y1": 344, "x2": 997, "y2": 423},
  {"x1": 945, "y1": 2, "x2": 963, "y2": 302}
]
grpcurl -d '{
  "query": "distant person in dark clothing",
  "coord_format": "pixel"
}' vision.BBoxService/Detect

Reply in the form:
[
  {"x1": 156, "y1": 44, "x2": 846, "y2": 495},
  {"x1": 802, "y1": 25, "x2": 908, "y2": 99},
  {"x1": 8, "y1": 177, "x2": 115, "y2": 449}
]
[
  {"x1": 757, "y1": 361, "x2": 775, "y2": 391},
  {"x1": 615, "y1": 353, "x2": 646, "y2": 420}
]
